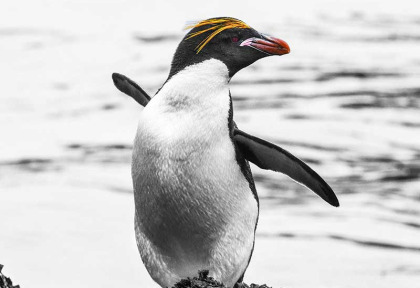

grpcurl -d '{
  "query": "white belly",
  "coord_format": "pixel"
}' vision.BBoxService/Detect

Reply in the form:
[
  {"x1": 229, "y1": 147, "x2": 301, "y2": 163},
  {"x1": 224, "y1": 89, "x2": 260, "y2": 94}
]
[{"x1": 131, "y1": 60, "x2": 258, "y2": 288}]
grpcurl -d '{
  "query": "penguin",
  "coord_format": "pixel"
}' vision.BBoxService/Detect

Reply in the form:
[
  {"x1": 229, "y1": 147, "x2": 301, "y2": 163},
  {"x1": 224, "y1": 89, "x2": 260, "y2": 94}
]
[{"x1": 112, "y1": 17, "x2": 339, "y2": 288}]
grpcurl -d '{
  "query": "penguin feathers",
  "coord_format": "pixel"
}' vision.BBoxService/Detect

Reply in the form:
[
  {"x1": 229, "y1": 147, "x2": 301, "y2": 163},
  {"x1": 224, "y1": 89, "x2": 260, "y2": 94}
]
[
  {"x1": 111, "y1": 73, "x2": 339, "y2": 207},
  {"x1": 112, "y1": 73, "x2": 151, "y2": 106},
  {"x1": 185, "y1": 17, "x2": 251, "y2": 53},
  {"x1": 233, "y1": 129, "x2": 339, "y2": 207}
]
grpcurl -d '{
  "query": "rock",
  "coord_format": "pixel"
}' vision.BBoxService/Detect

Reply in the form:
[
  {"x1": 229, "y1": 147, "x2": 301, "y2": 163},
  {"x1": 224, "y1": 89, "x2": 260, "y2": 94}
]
[
  {"x1": 171, "y1": 270, "x2": 272, "y2": 288},
  {"x1": 0, "y1": 265, "x2": 20, "y2": 288}
]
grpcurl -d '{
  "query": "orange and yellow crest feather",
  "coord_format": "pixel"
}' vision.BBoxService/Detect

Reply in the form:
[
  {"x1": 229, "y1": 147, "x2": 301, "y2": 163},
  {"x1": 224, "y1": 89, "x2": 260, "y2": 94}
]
[{"x1": 185, "y1": 18, "x2": 251, "y2": 53}]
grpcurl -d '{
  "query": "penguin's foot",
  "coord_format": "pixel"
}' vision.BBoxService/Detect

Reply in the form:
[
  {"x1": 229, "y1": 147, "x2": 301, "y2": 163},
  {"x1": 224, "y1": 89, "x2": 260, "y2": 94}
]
[{"x1": 234, "y1": 282, "x2": 248, "y2": 288}]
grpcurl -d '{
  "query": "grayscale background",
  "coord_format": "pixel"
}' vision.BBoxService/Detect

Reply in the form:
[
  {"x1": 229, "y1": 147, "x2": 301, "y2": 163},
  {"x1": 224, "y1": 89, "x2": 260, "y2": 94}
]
[{"x1": 1, "y1": 0, "x2": 419, "y2": 287}]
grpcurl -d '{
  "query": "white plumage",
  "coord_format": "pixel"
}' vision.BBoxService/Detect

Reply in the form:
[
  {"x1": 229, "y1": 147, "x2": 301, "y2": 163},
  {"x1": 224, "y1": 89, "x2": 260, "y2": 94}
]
[{"x1": 132, "y1": 59, "x2": 258, "y2": 288}]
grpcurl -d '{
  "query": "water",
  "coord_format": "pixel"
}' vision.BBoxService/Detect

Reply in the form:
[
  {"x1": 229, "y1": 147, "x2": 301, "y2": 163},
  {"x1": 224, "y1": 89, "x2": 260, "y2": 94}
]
[{"x1": 1, "y1": 1, "x2": 420, "y2": 287}]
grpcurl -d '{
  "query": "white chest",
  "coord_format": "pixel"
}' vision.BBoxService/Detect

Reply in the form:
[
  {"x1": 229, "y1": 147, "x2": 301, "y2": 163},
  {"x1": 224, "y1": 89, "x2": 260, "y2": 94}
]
[
  {"x1": 131, "y1": 59, "x2": 258, "y2": 287},
  {"x1": 133, "y1": 59, "x2": 234, "y2": 168},
  {"x1": 132, "y1": 60, "x2": 245, "y2": 213}
]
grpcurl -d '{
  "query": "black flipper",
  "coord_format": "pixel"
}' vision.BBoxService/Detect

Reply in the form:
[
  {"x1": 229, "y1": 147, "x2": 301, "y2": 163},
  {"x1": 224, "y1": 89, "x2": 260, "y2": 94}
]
[
  {"x1": 112, "y1": 73, "x2": 151, "y2": 107},
  {"x1": 233, "y1": 128, "x2": 339, "y2": 207}
]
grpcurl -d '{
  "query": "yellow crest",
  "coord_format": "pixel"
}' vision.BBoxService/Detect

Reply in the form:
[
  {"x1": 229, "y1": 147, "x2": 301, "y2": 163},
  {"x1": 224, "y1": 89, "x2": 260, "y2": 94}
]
[{"x1": 185, "y1": 18, "x2": 251, "y2": 53}]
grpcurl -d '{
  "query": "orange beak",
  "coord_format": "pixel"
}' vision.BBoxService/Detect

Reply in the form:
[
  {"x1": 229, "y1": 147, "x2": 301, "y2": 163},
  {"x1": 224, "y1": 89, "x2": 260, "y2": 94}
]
[{"x1": 241, "y1": 34, "x2": 290, "y2": 56}]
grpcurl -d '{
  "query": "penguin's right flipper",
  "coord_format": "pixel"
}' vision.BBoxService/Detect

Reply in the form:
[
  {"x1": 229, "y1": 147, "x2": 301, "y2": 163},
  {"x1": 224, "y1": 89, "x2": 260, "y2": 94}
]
[
  {"x1": 233, "y1": 128, "x2": 339, "y2": 207},
  {"x1": 112, "y1": 73, "x2": 151, "y2": 107}
]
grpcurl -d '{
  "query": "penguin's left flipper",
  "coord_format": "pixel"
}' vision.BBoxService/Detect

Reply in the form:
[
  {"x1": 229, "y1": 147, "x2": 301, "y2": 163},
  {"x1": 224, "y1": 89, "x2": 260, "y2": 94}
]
[
  {"x1": 112, "y1": 73, "x2": 151, "y2": 107},
  {"x1": 233, "y1": 129, "x2": 339, "y2": 207}
]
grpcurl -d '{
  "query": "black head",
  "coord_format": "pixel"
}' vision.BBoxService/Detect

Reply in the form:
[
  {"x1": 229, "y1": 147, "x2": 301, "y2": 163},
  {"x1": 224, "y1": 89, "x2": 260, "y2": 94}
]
[{"x1": 168, "y1": 17, "x2": 290, "y2": 79}]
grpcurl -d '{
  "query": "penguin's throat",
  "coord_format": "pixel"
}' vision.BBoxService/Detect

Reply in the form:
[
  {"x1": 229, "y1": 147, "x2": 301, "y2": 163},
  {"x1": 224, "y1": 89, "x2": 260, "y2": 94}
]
[{"x1": 159, "y1": 59, "x2": 230, "y2": 109}]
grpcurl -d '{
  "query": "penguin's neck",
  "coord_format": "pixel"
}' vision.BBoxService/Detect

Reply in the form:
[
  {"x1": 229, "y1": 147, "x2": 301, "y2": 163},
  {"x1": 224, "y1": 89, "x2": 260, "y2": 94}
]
[
  {"x1": 140, "y1": 58, "x2": 231, "y2": 152},
  {"x1": 155, "y1": 58, "x2": 230, "y2": 111}
]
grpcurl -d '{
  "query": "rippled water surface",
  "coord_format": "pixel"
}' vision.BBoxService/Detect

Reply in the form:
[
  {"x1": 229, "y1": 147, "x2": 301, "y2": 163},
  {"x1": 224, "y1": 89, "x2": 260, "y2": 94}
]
[{"x1": 1, "y1": 1, "x2": 420, "y2": 287}]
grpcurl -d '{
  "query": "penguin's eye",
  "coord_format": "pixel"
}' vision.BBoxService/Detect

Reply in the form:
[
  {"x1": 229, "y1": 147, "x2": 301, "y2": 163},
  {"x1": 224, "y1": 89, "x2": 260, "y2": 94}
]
[{"x1": 231, "y1": 36, "x2": 239, "y2": 43}]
